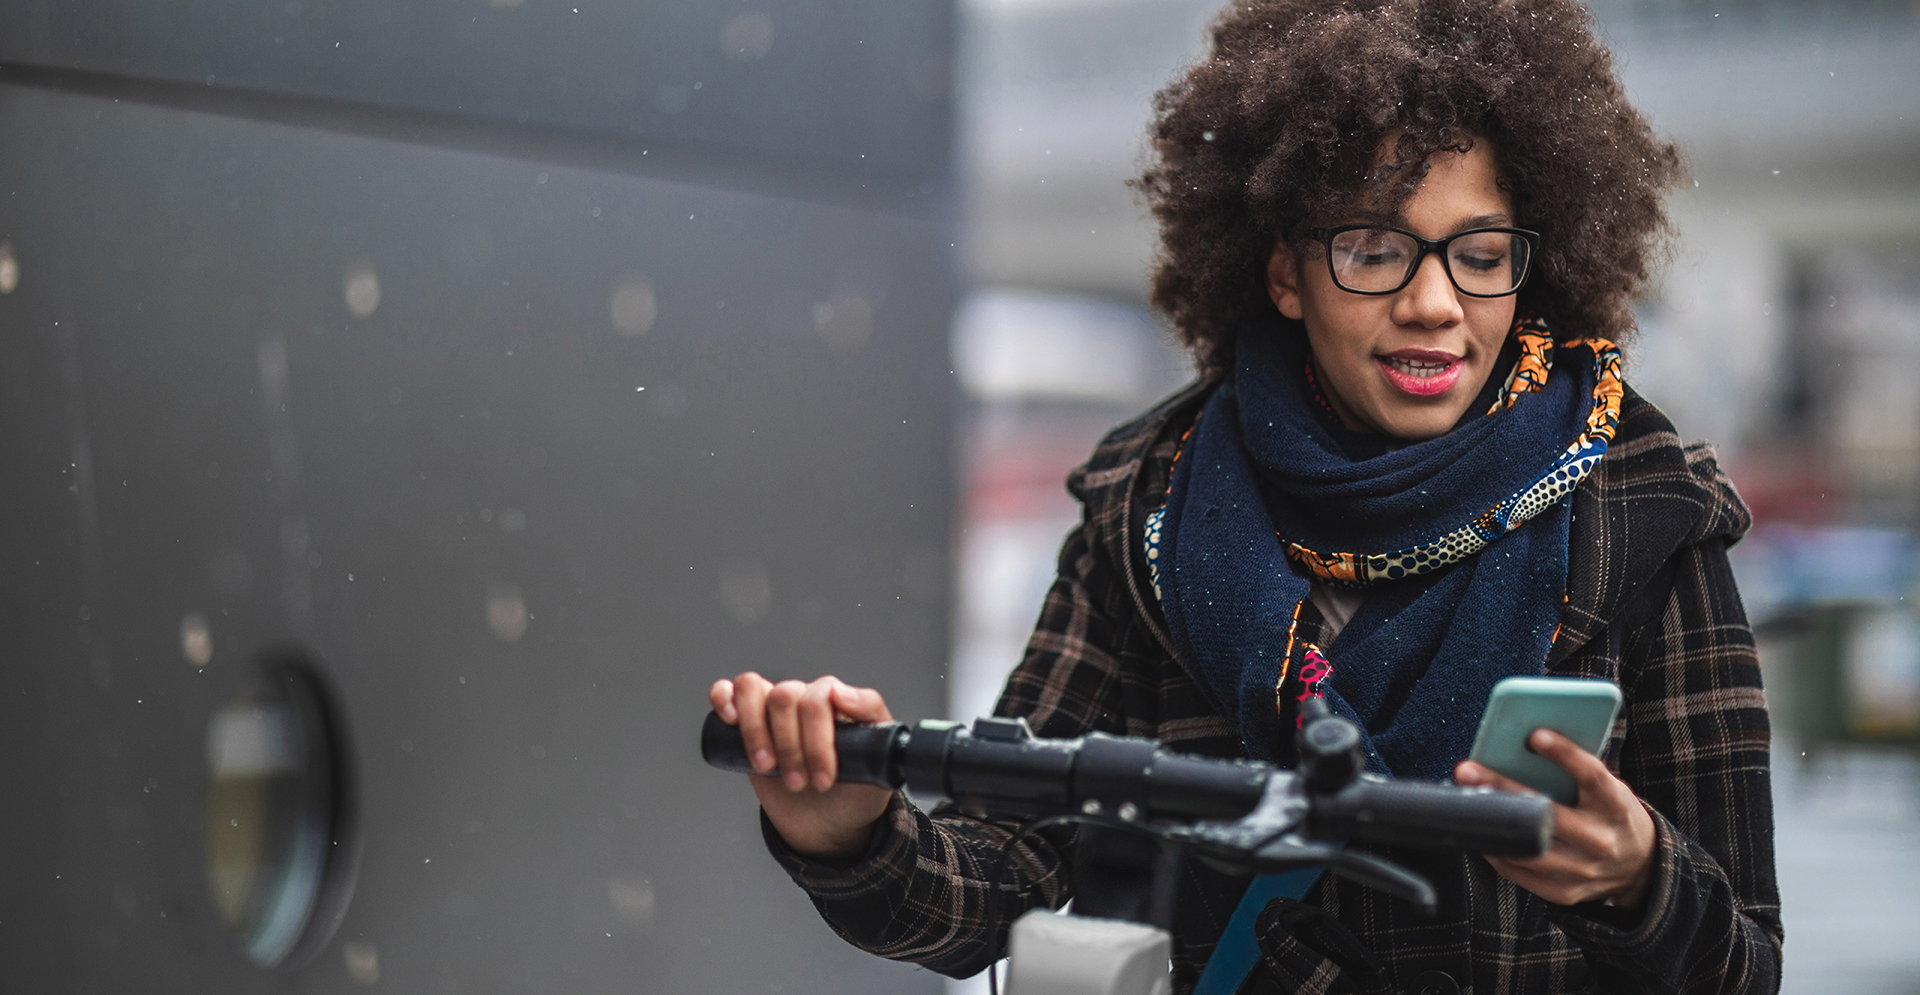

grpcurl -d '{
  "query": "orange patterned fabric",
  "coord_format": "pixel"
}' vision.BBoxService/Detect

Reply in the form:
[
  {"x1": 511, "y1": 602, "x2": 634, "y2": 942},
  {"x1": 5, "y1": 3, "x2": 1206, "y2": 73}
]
[{"x1": 1492, "y1": 315, "x2": 1555, "y2": 413}]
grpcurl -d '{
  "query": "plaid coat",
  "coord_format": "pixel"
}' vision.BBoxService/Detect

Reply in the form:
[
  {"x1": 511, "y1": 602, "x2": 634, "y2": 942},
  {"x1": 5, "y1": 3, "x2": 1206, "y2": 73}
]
[{"x1": 766, "y1": 379, "x2": 1781, "y2": 995}]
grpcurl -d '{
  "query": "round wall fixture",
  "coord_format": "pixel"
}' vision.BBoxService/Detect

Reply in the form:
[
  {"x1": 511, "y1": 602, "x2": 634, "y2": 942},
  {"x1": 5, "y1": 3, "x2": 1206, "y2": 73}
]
[{"x1": 203, "y1": 652, "x2": 360, "y2": 968}]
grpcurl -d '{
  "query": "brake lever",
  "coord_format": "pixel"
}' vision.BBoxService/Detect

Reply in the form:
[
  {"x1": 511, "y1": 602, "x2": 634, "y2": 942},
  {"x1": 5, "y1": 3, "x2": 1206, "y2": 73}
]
[
  {"x1": 1257, "y1": 843, "x2": 1438, "y2": 916},
  {"x1": 1160, "y1": 769, "x2": 1439, "y2": 915},
  {"x1": 1165, "y1": 770, "x2": 1308, "y2": 853}
]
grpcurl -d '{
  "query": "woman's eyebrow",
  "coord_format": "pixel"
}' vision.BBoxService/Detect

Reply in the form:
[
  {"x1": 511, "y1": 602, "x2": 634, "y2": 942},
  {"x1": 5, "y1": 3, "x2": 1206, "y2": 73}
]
[
  {"x1": 1453, "y1": 213, "x2": 1511, "y2": 230},
  {"x1": 1344, "y1": 212, "x2": 1514, "y2": 231},
  {"x1": 1364, "y1": 212, "x2": 1513, "y2": 232}
]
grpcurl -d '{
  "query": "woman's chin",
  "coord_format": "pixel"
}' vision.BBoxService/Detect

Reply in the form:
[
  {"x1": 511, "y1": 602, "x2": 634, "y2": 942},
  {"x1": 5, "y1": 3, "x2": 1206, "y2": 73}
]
[{"x1": 1370, "y1": 403, "x2": 1466, "y2": 443}]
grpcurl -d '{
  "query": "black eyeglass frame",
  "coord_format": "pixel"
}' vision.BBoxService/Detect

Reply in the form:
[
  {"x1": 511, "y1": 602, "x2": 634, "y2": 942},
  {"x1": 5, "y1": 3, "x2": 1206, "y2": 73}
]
[{"x1": 1307, "y1": 224, "x2": 1542, "y2": 298}]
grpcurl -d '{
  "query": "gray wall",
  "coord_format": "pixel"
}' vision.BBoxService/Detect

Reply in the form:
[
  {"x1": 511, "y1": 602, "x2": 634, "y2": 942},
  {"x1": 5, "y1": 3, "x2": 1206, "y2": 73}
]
[{"x1": 0, "y1": 2, "x2": 956, "y2": 992}]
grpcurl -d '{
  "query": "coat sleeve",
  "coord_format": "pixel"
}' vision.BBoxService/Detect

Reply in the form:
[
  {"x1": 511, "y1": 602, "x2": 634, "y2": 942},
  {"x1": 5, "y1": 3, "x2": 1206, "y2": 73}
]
[
  {"x1": 1550, "y1": 537, "x2": 1783, "y2": 994},
  {"x1": 761, "y1": 507, "x2": 1136, "y2": 978}
]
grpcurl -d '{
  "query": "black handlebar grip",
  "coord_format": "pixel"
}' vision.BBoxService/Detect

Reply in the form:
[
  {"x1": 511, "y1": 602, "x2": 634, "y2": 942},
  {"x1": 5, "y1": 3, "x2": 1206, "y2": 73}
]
[
  {"x1": 1312, "y1": 779, "x2": 1553, "y2": 856},
  {"x1": 699, "y1": 712, "x2": 906, "y2": 788},
  {"x1": 699, "y1": 711, "x2": 758, "y2": 773}
]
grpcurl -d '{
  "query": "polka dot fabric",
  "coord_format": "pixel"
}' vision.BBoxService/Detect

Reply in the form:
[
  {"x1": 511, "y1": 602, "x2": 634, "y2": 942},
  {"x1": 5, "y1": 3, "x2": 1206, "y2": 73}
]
[{"x1": 1145, "y1": 505, "x2": 1168, "y2": 603}]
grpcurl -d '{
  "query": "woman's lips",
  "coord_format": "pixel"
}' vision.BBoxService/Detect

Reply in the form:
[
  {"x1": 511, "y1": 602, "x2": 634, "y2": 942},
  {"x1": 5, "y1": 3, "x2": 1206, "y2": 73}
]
[{"x1": 1376, "y1": 351, "x2": 1464, "y2": 397}]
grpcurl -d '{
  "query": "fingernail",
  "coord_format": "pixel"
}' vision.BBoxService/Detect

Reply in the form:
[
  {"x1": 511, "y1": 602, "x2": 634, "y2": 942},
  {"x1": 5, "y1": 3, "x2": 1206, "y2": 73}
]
[
  {"x1": 783, "y1": 771, "x2": 806, "y2": 792},
  {"x1": 751, "y1": 749, "x2": 774, "y2": 772},
  {"x1": 813, "y1": 772, "x2": 833, "y2": 791}
]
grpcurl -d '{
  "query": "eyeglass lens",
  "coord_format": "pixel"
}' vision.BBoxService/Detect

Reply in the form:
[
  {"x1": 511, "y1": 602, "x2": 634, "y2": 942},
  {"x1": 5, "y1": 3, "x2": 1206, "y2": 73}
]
[{"x1": 1327, "y1": 229, "x2": 1531, "y2": 296}]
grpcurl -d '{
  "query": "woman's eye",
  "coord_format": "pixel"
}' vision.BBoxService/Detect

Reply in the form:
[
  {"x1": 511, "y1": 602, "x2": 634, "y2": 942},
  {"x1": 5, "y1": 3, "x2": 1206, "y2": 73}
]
[
  {"x1": 1455, "y1": 252, "x2": 1506, "y2": 272},
  {"x1": 1341, "y1": 247, "x2": 1404, "y2": 268}
]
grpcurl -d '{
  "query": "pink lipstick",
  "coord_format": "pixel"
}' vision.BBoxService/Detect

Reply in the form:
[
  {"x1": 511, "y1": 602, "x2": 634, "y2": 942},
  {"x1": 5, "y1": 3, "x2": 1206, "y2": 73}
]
[{"x1": 1376, "y1": 349, "x2": 1463, "y2": 397}]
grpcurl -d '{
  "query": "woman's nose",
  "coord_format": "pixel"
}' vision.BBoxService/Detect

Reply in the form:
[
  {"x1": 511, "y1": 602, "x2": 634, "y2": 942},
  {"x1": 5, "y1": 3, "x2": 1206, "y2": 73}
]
[{"x1": 1393, "y1": 254, "x2": 1464, "y2": 329}]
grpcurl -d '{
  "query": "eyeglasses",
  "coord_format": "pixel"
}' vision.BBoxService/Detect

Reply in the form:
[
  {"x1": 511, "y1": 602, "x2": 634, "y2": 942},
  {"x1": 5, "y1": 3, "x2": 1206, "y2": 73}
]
[{"x1": 1308, "y1": 224, "x2": 1540, "y2": 298}]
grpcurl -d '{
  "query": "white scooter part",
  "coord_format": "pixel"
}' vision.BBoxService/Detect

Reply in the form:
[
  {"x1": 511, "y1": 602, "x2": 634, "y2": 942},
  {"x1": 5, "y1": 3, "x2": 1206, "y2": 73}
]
[{"x1": 1003, "y1": 909, "x2": 1173, "y2": 995}]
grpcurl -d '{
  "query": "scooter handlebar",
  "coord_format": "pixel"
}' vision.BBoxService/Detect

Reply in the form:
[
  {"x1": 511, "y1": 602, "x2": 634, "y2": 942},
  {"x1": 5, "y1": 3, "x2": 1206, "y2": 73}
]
[
  {"x1": 1314, "y1": 778, "x2": 1552, "y2": 856},
  {"x1": 699, "y1": 711, "x2": 1551, "y2": 857}
]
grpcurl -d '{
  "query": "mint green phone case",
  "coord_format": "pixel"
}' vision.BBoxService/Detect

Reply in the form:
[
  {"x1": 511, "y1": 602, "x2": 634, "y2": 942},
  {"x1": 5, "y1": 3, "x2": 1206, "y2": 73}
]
[{"x1": 1467, "y1": 676, "x2": 1622, "y2": 806}]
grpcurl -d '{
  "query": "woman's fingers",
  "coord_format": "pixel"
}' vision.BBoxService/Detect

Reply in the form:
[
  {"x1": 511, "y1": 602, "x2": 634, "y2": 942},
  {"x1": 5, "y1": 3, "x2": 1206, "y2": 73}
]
[
  {"x1": 708, "y1": 679, "x2": 739, "y2": 723},
  {"x1": 766, "y1": 680, "x2": 810, "y2": 791},
  {"x1": 1453, "y1": 759, "x2": 1543, "y2": 798},
  {"x1": 830, "y1": 683, "x2": 894, "y2": 724},
  {"x1": 729, "y1": 672, "x2": 776, "y2": 774},
  {"x1": 798, "y1": 679, "x2": 840, "y2": 791},
  {"x1": 800, "y1": 679, "x2": 892, "y2": 790},
  {"x1": 713, "y1": 674, "x2": 896, "y2": 793},
  {"x1": 1527, "y1": 729, "x2": 1619, "y2": 809}
]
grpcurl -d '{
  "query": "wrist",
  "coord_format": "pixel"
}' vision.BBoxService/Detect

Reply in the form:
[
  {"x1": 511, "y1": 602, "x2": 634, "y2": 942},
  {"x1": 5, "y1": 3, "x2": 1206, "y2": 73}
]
[
  {"x1": 1606, "y1": 861, "x2": 1652, "y2": 911},
  {"x1": 785, "y1": 817, "x2": 879, "y2": 861},
  {"x1": 758, "y1": 783, "x2": 897, "y2": 863},
  {"x1": 1605, "y1": 800, "x2": 1661, "y2": 911}
]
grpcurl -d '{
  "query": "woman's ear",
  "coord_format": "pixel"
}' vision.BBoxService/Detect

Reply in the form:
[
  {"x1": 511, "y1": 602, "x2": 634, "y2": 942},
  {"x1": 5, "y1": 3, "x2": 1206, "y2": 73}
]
[{"x1": 1266, "y1": 242, "x2": 1306, "y2": 320}]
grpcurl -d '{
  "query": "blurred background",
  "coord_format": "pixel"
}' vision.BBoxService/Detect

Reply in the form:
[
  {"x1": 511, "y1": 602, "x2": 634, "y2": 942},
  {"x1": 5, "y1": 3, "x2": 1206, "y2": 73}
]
[{"x1": 0, "y1": 0, "x2": 1915, "y2": 992}]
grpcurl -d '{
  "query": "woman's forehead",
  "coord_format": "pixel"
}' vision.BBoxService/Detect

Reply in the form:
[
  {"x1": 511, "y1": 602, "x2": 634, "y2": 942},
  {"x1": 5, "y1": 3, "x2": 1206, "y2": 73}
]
[{"x1": 1340, "y1": 145, "x2": 1515, "y2": 232}]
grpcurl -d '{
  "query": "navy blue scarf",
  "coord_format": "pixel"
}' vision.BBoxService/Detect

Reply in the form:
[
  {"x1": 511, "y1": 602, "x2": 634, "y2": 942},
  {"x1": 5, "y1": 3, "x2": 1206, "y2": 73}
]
[{"x1": 1155, "y1": 319, "x2": 1620, "y2": 781}]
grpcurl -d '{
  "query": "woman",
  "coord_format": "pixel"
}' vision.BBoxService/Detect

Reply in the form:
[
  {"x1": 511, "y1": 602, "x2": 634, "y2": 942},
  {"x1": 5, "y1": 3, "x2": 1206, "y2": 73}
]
[{"x1": 710, "y1": 0, "x2": 1781, "y2": 992}]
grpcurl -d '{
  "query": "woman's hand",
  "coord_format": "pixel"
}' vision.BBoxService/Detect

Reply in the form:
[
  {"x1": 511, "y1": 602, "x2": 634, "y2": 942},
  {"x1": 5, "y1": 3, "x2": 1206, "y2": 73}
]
[
  {"x1": 709, "y1": 672, "x2": 896, "y2": 861},
  {"x1": 1453, "y1": 728, "x2": 1657, "y2": 910}
]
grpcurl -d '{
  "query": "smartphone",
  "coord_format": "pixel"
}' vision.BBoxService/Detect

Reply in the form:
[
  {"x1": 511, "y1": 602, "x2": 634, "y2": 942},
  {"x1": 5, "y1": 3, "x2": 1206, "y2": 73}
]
[{"x1": 1467, "y1": 676, "x2": 1622, "y2": 806}]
